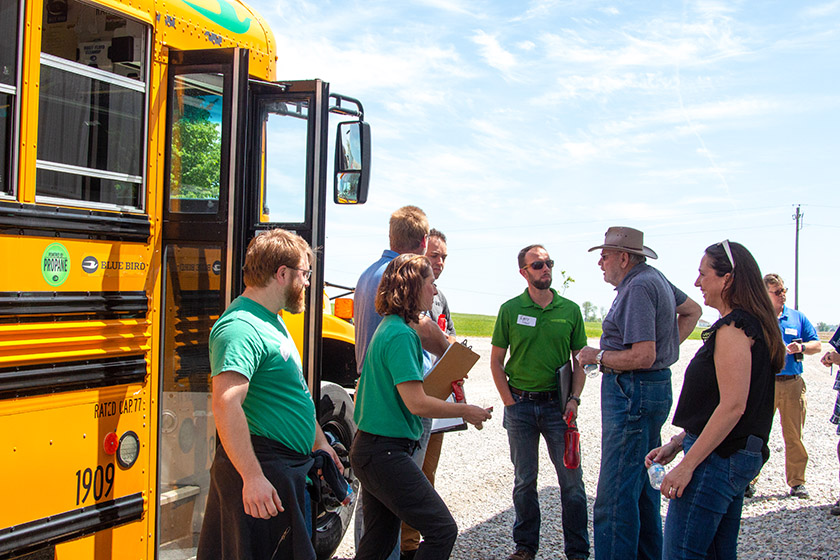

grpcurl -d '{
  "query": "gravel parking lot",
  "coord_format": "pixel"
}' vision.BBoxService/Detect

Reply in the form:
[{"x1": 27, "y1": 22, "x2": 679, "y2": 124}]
[{"x1": 333, "y1": 337, "x2": 840, "y2": 559}]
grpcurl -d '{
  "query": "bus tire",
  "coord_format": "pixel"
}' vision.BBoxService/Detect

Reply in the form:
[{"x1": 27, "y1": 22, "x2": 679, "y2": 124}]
[{"x1": 315, "y1": 382, "x2": 358, "y2": 559}]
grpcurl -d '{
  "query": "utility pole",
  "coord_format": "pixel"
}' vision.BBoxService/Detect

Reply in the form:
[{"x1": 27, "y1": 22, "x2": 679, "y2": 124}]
[{"x1": 793, "y1": 204, "x2": 802, "y2": 309}]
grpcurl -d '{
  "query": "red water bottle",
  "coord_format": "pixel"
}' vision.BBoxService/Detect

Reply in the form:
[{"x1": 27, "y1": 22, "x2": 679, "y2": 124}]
[
  {"x1": 437, "y1": 313, "x2": 447, "y2": 331},
  {"x1": 563, "y1": 411, "x2": 581, "y2": 469},
  {"x1": 451, "y1": 380, "x2": 465, "y2": 402}
]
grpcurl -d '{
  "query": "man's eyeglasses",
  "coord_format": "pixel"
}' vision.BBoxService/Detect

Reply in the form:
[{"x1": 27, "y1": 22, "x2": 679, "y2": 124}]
[
  {"x1": 523, "y1": 259, "x2": 554, "y2": 271},
  {"x1": 290, "y1": 267, "x2": 312, "y2": 280},
  {"x1": 718, "y1": 239, "x2": 735, "y2": 270},
  {"x1": 770, "y1": 287, "x2": 788, "y2": 297}
]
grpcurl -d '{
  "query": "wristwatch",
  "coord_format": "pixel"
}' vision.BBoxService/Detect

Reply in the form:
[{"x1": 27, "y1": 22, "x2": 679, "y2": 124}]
[
  {"x1": 596, "y1": 349, "x2": 605, "y2": 366},
  {"x1": 567, "y1": 395, "x2": 581, "y2": 405}
]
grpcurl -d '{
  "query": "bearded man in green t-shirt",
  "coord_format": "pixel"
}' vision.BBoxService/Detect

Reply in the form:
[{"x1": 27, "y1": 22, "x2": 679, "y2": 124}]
[{"x1": 197, "y1": 229, "x2": 342, "y2": 560}]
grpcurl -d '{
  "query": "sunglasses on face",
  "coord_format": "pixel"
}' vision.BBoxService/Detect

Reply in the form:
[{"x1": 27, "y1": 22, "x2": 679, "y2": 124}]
[
  {"x1": 769, "y1": 288, "x2": 788, "y2": 296},
  {"x1": 523, "y1": 259, "x2": 554, "y2": 271}
]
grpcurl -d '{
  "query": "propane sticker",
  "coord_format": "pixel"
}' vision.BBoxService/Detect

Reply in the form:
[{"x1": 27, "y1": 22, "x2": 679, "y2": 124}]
[{"x1": 42, "y1": 243, "x2": 71, "y2": 286}]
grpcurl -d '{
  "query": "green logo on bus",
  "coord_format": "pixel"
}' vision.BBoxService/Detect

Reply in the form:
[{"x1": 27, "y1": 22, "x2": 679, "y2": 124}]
[
  {"x1": 182, "y1": 0, "x2": 251, "y2": 34},
  {"x1": 42, "y1": 243, "x2": 70, "y2": 286}
]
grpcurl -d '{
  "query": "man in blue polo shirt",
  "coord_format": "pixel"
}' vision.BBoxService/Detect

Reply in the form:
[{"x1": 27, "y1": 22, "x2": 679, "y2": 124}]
[
  {"x1": 578, "y1": 226, "x2": 700, "y2": 560},
  {"x1": 762, "y1": 273, "x2": 822, "y2": 499}
]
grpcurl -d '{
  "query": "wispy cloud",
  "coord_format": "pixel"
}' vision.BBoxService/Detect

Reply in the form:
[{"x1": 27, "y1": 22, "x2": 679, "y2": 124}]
[
  {"x1": 471, "y1": 30, "x2": 518, "y2": 76},
  {"x1": 800, "y1": 0, "x2": 840, "y2": 18},
  {"x1": 249, "y1": 0, "x2": 840, "y2": 322},
  {"x1": 415, "y1": 0, "x2": 480, "y2": 17}
]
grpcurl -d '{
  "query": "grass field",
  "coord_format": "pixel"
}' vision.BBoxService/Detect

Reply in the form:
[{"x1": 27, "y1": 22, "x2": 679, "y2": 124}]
[{"x1": 452, "y1": 312, "x2": 704, "y2": 341}]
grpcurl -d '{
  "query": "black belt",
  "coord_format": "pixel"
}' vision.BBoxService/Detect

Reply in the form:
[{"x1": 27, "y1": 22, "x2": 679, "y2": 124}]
[
  {"x1": 510, "y1": 386, "x2": 557, "y2": 401},
  {"x1": 356, "y1": 431, "x2": 421, "y2": 451},
  {"x1": 775, "y1": 374, "x2": 800, "y2": 382},
  {"x1": 601, "y1": 366, "x2": 630, "y2": 375}
]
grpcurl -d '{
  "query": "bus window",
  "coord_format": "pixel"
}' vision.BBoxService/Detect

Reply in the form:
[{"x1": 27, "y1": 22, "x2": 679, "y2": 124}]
[
  {"x1": 35, "y1": 0, "x2": 147, "y2": 209},
  {"x1": 260, "y1": 99, "x2": 308, "y2": 223},
  {"x1": 0, "y1": 0, "x2": 19, "y2": 196},
  {"x1": 169, "y1": 73, "x2": 224, "y2": 214}
]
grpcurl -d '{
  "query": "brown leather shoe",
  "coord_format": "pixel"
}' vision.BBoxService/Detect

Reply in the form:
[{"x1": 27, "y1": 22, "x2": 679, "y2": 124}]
[{"x1": 507, "y1": 549, "x2": 536, "y2": 560}]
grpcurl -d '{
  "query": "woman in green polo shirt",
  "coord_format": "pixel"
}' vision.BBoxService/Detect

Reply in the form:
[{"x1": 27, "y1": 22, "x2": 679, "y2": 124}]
[{"x1": 349, "y1": 253, "x2": 491, "y2": 560}]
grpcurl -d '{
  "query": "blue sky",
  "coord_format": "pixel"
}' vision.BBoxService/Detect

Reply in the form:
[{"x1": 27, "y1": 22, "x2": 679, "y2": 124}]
[{"x1": 249, "y1": 0, "x2": 840, "y2": 325}]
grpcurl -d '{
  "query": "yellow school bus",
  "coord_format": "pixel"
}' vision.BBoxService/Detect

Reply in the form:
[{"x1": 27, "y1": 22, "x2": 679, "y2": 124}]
[{"x1": 0, "y1": 0, "x2": 369, "y2": 557}]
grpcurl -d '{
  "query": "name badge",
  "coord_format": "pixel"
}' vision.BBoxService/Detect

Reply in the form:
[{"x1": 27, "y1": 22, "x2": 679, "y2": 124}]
[
  {"x1": 517, "y1": 314, "x2": 537, "y2": 327},
  {"x1": 784, "y1": 327, "x2": 798, "y2": 336}
]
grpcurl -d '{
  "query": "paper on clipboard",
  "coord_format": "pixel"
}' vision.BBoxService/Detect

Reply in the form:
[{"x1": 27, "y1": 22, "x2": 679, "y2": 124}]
[
  {"x1": 423, "y1": 342, "x2": 480, "y2": 400},
  {"x1": 431, "y1": 394, "x2": 468, "y2": 433}
]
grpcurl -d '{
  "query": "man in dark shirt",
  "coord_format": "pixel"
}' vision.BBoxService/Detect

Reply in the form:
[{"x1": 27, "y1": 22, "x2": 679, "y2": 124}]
[{"x1": 579, "y1": 227, "x2": 700, "y2": 560}]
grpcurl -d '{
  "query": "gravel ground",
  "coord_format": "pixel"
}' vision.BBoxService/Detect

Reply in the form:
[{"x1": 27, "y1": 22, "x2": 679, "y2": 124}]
[{"x1": 333, "y1": 337, "x2": 840, "y2": 560}]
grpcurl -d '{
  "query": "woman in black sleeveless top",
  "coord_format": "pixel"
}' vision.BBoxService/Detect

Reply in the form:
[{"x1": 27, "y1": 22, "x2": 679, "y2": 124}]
[{"x1": 645, "y1": 241, "x2": 785, "y2": 559}]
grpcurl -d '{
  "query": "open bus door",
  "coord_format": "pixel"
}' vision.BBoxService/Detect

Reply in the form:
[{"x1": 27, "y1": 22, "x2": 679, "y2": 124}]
[
  {"x1": 159, "y1": 48, "x2": 362, "y2": 559},
  {"x1": 157, "y1": 46, "x2": 248, "y2": 558}
]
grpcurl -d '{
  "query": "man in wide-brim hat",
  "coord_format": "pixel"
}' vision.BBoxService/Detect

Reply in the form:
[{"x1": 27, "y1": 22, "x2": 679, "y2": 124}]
[{"x1": 578, "y1": 226, "x2": 701, "y2": 560}]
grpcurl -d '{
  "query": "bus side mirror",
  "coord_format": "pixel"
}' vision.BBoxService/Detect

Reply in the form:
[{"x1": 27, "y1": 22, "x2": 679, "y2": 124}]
[{"x1": 334, "y1": 121, "x2": 370, "y2": 204}]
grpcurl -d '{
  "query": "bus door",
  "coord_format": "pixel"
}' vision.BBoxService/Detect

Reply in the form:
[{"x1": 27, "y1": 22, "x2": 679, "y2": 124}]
[
  {"x1": 241, "y1": 79, "x2": 331, "y2": 402},
  {"x1": 157, "y1": 47, "x2": 248, "y2": 557}
]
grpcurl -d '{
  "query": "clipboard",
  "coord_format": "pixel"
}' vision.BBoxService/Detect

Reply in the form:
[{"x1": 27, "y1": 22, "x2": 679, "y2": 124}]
[
  {"x1": 423, "y1": 342, "x2": 480, "y2": 400},
  {"x1": 830, "y1": 326, "x2": 840, "y2": 353},
  {"x1": 555, "y1": 360, "x2": 572, "y2": 405}
]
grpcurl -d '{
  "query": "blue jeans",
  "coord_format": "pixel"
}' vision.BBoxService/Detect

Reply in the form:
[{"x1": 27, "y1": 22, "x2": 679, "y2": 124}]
[
  {"x1": 663, "y1": 433, "x2": 764, "y2": 560},
  {"x1": 354, "y1": 417, "x2": 432, "y2": 560},
  {"x1": 503, "y1": 393, "x2": 590, "y2": 558},
  {"x1": 593, "y1": 369, "x2": 672, "y2": 560}
]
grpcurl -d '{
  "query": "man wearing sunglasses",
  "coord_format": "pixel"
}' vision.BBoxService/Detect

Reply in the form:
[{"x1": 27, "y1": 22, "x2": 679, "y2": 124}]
[
  {"x1": 757, "y1": 273, "x2": 822, "y2": 500},
  {"x1": 578, "y1": 226, "x2": 700, "y2": 560},
  {"x1": 490, "y1": 245, "x2": 590, "y2": 560}
]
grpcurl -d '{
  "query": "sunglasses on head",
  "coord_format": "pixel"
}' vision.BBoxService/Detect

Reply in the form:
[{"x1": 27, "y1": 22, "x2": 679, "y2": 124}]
[
  {"x1": 523, "y1": 259, "x2": 554, "y2": 271},
  {"x1": 717, "y1": 239, "x2": 735, "y2": 270}
]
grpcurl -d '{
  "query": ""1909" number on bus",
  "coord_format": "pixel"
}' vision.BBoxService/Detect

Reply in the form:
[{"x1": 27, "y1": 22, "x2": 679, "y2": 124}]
[{"x1": 75, "y1": 463, "x2": 115, "y2": 505}]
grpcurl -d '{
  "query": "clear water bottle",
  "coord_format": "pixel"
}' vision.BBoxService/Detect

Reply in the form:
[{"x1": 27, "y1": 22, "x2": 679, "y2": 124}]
[
  {"x1": 647, "y1": 462, "x2": 665, "y2": 490},
  {"x1": 583, "y1": 363, "x2": 600, "y2": 378}
]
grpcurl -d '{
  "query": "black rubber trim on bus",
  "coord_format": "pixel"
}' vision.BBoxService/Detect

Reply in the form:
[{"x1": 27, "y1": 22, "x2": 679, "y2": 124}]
[
  {"x1": 0, "y1": 291, "x2": 148, "y2": 323},
  {"x1": 0, "y1": 201, "x2": 150, "y2": 241},
  {"x1": 0, "y1": 493, "x2": 144, "y2": 559},
  {"x1": 0, "y1": 355, "x2": 147, "y2": 399}
]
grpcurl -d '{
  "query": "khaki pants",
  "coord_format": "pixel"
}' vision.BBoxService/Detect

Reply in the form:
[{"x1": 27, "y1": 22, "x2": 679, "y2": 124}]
[
  {"x1": 401, "y1": 432, "x2": 445, "y2": 552},
  {"x1": 775, "y1": 375, "x2": 808, "y2": 487}
]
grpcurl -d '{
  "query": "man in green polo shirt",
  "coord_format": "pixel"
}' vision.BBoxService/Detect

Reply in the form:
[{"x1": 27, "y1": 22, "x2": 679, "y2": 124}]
[{"x1": 490, "y1": 244, "x2": 590, "y2": 560}]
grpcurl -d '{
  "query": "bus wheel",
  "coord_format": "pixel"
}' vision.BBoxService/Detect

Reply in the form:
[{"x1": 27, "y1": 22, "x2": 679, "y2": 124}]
[{"x1": 315, "y1": 382, "x2": 358, "y2": 559}]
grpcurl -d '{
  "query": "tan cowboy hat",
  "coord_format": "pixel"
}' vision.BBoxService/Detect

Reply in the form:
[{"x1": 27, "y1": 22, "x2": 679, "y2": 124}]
[{"x1": 588, "y1": 226, "x2": 658, "y2": 259}]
